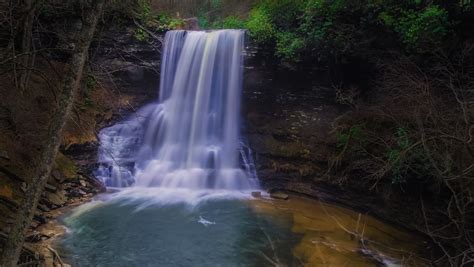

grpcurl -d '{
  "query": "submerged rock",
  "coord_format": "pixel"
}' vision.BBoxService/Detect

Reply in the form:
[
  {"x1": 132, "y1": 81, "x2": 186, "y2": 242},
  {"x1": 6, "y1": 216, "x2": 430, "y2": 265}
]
[
  {"x1": 251, "y1": 191, "x2": 262, "y2": 198},
  {"x1": 270, "y1": 191, "x2": 289, "y2": 200}
]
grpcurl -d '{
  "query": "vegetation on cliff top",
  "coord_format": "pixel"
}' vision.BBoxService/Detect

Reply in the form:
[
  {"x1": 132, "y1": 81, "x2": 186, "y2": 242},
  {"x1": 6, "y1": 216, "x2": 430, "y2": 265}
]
[{"x1": 210, "y1": 0, "x2": 468, "y2": 63}]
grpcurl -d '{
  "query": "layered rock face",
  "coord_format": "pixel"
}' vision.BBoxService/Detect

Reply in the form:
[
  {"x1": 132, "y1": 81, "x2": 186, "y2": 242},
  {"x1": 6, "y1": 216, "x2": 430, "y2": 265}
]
[
  {"x1": 242, "y1": 54, "x2": 342, "y2": 192},
  {"x1": 91, "y1": 25, "x2": 161, "y2": 100}
]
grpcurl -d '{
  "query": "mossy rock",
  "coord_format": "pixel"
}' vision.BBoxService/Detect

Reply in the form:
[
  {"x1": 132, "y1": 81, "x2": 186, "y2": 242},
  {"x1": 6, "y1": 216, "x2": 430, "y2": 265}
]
[{"x1": 52, "y1": 152, "x2": 77, "y2": 180}]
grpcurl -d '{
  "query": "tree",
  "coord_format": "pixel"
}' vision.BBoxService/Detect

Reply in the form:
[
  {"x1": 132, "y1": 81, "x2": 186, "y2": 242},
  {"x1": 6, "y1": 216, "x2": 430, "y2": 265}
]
[{"x1": 0, "y1": 0, "x2": 106, "y2": 266}]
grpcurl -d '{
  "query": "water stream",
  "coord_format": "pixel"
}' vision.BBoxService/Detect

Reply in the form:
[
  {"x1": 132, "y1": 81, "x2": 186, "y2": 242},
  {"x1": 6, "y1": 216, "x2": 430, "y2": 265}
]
[{"x1": 59, "y1": 30, "x2": 427, "y2": 266}]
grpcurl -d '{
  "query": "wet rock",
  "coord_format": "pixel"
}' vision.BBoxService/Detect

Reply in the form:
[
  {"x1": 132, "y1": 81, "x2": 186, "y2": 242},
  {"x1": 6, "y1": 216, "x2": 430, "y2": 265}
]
[
  {"x1": 270, "y1": 191, "x2": 289, "y2": 200},
  {"x1": 47, "y1": 190, "x2": 67, "y2": 206},
  {"x1": 44, "y1": 183, "x2": 57, "y2": 192},
  {"x1": 51, "y1": 169, "x2": 64, "y2": 183},
  {"x1": 251, "y1": 191, "x2": 262, "y2": 198},
  {"x1": 30, "y1": 221, "x2": 40, "y2": 229},
  {"x1": 0, "y1": 150, "x2": 9, "y2": 160},
  {"x1": 88, "y1": 176, "x2": 107, "y2": 193},
  {"x1": 67, "y1": 188, "x2": 87, "y2": 198},
  {"x1": 37, "y1": 204, "x2": 50, "y2": 212},
  {"x1": 33, "y1": 214, "x2": 47, "y2": 224},
  {"x1": 106, "y1": 188, "x2": 120, "y2": 193},
  {"x1": 25, "y1": 231, "x2": 43, "y2": 242},
  {"x1": 25, "y1": 230, "x2": 51, "y2": 243}
]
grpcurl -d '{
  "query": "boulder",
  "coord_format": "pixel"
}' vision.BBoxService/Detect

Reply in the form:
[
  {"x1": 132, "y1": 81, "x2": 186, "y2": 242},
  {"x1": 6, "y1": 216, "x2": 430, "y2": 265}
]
[{"x1": 47, "y1": 190, "x2": 67, "y2": 206}]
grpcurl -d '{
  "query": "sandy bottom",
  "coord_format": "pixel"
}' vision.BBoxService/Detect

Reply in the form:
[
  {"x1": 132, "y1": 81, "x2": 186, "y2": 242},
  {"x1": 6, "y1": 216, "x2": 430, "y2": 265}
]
[{"x1": 250, "y1": 196, "x2": 430, "y2": 266}]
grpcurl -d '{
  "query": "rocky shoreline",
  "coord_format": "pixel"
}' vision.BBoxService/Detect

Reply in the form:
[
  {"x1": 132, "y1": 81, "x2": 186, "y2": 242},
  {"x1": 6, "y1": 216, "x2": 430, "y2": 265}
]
[{"x1": 19, "y1": 166, "x2": 102, "y2": 267}]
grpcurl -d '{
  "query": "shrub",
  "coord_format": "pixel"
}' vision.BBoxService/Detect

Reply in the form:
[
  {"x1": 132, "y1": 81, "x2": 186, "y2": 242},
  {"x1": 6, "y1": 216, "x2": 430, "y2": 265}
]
[
  {"x1": 245, "y1": 7, "x2": 275, "y2": 44},
  {"x1": 242, "y1": 0, "x2": 455, "y2": 63},
  {"x1": 212, "y1": 16, "x2": 246, "y2": 29},
  {"x1": 397, "y1": 6, "x2": 450, "y2": 51},
  {"x1": 275, "y1": 31, "x2": 305, "y2": 62}
]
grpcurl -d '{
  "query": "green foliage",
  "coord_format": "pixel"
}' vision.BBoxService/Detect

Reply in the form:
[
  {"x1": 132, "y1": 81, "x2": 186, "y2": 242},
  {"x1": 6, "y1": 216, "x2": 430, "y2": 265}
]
[
  {"x1": 241, "y1": 0, "x2": 455, "y2": 63},
  {"x1": 245, "y1": 7, "x2": 275, "y2": 44},
  {"x1": 133, "y1": 28, "x2": 149, "y2": 42},
  {"x1": 459, "y1": 0, "x2": 472, "y2": 10},
  {"x1": 135, "y1": 0, "x2": 152, "y2": 24},
  {"x1": 155, "y1": 14, "x2": 185, "y2": 31},
  {"x1": 131, "y1": 0, "x2": 185, "y2": 37},
  {"x1": 167, "y1": 18, "x2": 185, "y2": 29},
  {"x1": 382, "y1": 127, "x2": 431, "y2": 185},
  {"x1": 210, "y1": 0, "x2": 224, "y2": 9},
  {"x1": 386, "y1": 127, "x2": 411, "y2": 184},
  {"x1": 337, "y1": 125, "x2": 363, "y2": 149},
  {"x1": 275, "y1": 32, "x2": 305, "y2": 61},
  {"x1": 256, "y1": 0, "x2": 304, "y2": 30},
  {"x1": 212, "y1": 16, "x2": 246, "y2": 29},
  {"x1": 382, "y1": 5, "x2": 451, "y2": 51},
  {"x1": 197, "y1": 9, "x2": 211, "y2": 29}
]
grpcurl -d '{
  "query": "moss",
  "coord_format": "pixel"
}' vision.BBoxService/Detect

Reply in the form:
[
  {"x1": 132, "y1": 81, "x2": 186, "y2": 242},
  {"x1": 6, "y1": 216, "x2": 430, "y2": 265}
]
[{"x1": 52, "y1": 152, "x2": 77, "y2": 180}]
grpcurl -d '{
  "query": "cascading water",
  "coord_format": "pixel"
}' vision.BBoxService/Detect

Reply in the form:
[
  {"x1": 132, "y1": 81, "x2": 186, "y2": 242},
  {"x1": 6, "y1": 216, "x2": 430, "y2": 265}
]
[{"x1": 95, "y1": 30, "x2": 258, "y2": 191}]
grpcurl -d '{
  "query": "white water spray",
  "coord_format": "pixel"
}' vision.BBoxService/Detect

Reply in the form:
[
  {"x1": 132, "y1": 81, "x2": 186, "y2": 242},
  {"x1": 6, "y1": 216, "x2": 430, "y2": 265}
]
[{"x1": 95, "y1": 30, "x2": 258, "y2": 191}]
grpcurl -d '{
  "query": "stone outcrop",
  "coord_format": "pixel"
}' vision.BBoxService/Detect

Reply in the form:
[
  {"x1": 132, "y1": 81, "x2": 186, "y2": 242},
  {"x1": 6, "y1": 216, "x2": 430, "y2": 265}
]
[{"x1": 242, "y1": 54, "x2": 341, "y2": 190}]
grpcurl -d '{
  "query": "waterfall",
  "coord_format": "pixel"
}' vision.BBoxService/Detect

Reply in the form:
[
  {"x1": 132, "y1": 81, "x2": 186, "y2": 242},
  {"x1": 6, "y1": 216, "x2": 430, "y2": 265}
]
[{"x1": 95, "y1": 30, "x2": 258, "y2": 191}]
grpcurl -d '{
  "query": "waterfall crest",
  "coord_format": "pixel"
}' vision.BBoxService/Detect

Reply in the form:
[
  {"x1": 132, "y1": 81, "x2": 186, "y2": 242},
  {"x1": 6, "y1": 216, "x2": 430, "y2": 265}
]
[{"x1": 95, "y1": 30, "x2": 258, "y2": 190}]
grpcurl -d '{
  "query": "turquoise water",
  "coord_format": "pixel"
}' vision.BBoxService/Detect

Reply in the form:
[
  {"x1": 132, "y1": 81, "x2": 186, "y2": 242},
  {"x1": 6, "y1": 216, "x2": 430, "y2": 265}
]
[{"x1": 60, "y1": 190, "x2": 299, "y2": 267}]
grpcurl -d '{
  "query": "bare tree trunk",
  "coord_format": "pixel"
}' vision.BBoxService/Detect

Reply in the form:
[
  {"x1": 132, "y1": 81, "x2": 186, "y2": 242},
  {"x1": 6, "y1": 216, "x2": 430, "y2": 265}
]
[
  {"x1": 0, "y1": 0, "x2": 106, "y2": 266},
  {"x1": 18, "y1": 0, "x2": 36, "y2": 91}
]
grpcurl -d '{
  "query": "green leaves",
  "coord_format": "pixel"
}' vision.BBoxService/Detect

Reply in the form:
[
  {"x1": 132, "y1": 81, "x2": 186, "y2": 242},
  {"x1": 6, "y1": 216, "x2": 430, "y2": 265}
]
[
  {"x1": 337, "y1": 125, "x2": 364, "y2": 149},
  {"x1": 241, "y1": 0, "x2": 454, "y2": 63},
  {"x1": 134, "y1": 28, "x2": 149, "y2": 41},
  {"x1": 136, "y1": 0, "x2": 152, "y2": 24},
  {"x1": 212, "y1": 16, "x2": 245, "y2": 29},
  {"x1": 400, "y1": 6, "x2": 450, "y2": 50},
  {"x1": 275, "y1": 32, "x2": 305, "y2": 61},
  {"x1": 380, "y1": 5, "x2": 451, "y2": 52},
  {"x1": 245, "y1": 7, "x2": 275, "y2": 44}
]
